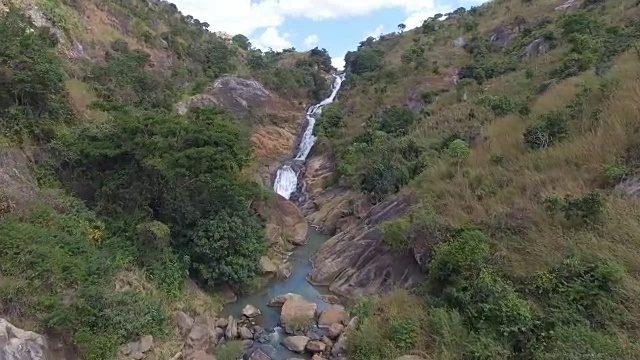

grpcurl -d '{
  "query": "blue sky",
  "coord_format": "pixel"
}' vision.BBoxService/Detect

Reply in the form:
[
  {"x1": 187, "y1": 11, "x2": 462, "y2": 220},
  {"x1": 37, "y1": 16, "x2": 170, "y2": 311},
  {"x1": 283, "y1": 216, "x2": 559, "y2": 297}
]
[{"x1": 171, "y1": 0, "x2": 487, "y2": 69}]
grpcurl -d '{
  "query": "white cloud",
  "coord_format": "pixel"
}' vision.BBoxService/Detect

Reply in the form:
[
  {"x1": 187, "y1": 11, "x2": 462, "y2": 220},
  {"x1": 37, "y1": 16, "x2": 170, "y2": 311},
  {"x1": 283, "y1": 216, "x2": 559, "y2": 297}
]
[
  {"x1": 171, "y1": 0, "x2": 484, "y2": 36},
  {"x1": 367, "y1": 25, "x2": 385, "y2": 38},
  {"x1": 251, "y1": 27, "x2": 292, "y2": 51},
  {"x1": 331, "y1": 56, "x2": 346, "y2": 70},
  {"x1": 303, "y1": 34, "x2": 319, "y2": 48}
]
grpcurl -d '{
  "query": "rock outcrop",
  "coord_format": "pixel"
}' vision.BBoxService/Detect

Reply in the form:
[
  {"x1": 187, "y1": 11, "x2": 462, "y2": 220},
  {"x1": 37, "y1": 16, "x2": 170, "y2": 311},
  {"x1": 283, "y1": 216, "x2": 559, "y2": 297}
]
[
  {"x1": 308, "y1": 195, "x2": 424, "y2": 297},
  {"x1": 255, "y1": 193, "x2": 308, "y2": 248},
  {"x1": 0, "y1": 147, "x2": 37, "y2": 213},
  {"x1": 0, "y1": 319, "x2": 49, "y2": 360},
  {"x1": 280, "y1": 297, "x2": 317, "y2": 326}
]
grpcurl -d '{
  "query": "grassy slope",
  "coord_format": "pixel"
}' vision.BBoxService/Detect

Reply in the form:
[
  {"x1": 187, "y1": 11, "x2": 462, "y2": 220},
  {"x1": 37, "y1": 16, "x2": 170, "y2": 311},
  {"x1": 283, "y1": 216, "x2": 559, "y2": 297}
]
[{"x1": 334, "y1": 0, "x2": 640, "y2": 358}]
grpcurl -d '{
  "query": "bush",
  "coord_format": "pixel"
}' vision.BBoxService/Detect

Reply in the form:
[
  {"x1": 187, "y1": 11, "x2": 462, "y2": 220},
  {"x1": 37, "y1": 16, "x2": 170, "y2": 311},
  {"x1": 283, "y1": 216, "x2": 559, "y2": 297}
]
[
  {"x1": 546, "y1": 191, "x2": 605, "y2": 224},
  {"x1": 370, "y1": 106, "x2": 418, "y2": 135},
  {"x1": 523, "y1": 111, "x2": 568, "y2": 149},
  {"x1": 0, "y1": 6, "x2": 70, "y2": 140},
  {"x1": 316, "y1": 103, "x2": 345, "y2": 138},
  {"x1": 387, "y1": 316, "x2": 420, "y2": 351},
  {"x1": 380, "y1": 218, "x2": 411, "y2": 252},
  {"x1": 189, "y1": 208, "x2": 266, "y2": 288},
  {"x1": 479, "y1": 95, "x2": 517, "y2": 116}
]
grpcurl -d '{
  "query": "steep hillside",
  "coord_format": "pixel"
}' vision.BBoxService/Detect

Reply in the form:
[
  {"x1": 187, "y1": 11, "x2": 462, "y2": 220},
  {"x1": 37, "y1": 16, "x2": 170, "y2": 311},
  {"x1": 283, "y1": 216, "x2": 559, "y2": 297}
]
[
  {"x1": 302, "y1": 0, "x2": 640, "y2": 359},
  {"x1": 0, "y1": 0, "x2": 334, "y2": 359}
]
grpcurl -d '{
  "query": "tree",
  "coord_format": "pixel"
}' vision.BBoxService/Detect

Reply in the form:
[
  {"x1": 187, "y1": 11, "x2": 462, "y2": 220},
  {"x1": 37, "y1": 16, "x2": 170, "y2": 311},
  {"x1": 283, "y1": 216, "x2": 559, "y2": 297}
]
[
  {"x1": 189, "y1": 208, "x2": 266, "y2": 287},
  {"x1": 447, "y1": 139, "x2": 470, "y2": 172},
  {"x1": 398, "y1": 23, "x2": 406, "y2": 33},
  {"x1": 348, "y1": 48, "x2": 384, "y2": 75},
  {"x1": 231, "y1": 34, "x2": 251, "y2": 50}
]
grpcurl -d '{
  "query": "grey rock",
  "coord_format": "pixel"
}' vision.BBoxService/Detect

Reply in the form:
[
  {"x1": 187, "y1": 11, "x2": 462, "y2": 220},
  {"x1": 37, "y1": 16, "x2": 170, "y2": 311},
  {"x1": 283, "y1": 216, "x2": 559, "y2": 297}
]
[
  {"x1": 225, "y1": 316, "x2": 238, "y2": 339},
  {"x1": 521, "y1": 38, "x2": 552, "y2": 59},
  {"x1": 268, "y1": 293, "x2": 304, "y2": 307},
  {"x1": 239, "y1": 326, "x2": 253, "y2": 340},
  {"x1": 306, "y1": 340, "x2": 326, "y2": 353},
  {"x1": 452, "y1": 37, "x2": 466, "y2": 47},
  {"x1": 249, "y1": 348, "x2": 272, "y2": 360},
  {"x1": 328, "y1": 323, "x2": 344, "y2": 339},
  {"x1": 282, "y1": 336, "x2": 309, "y2": 353},
  {"x1": 280, "y1": 298, "x2": 317, "y2": 326},
  {"x1": 260, "y1": 256, "x2": 278, "y2": 274},
  {"x1": 242, "y1": 304, "x2": 261, "y2": 318},
  {"x1": 215, "y1": 318, "x2": 229, "y2": 328},
  {"x1": 138, "y1": 335, "x2": 154, "y2": 353},
  {"x1": 174, "y1": 311, "x2": 194, "y2": 336},
  {"x1": 0, "y1": 319, "x2": 49, "y2": 360},
  {"x1": 308, "y1": 196, "x2": 424, "y2": 297}
]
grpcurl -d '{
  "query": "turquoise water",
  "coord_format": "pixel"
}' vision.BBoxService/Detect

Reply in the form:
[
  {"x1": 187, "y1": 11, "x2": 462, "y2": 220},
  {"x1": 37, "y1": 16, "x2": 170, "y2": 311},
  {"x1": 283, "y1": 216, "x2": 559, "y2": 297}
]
[{"x1": 220, "y1": 227, "x2": 340, "y2": 359}]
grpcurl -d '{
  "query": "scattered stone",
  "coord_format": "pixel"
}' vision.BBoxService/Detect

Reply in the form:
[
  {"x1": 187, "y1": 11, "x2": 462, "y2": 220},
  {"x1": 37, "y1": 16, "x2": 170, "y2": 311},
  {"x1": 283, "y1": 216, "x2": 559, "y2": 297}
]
[
  {"x1": 188, "y1": 350, "x2": 216, "y2": 360},
  {"x1": 215, "y1": 318, "x2": 228, "y2": 328},
  {"x1": 242, "y1": 340, "x2": 254, "y2": 349},
  {"x1": 260, "y1": 256, "x2": 278, "y2": 274},
  {"x1": 249, "y1": 348, "x2": 272, "y2": 360},
  {"x1": 173, "y1": 311, "x2": 194, "y2": 336},
  {"x1": 452, "y1": 37, "x2": 466, "y2": 47},
  {"x1": 215, "y1": 327, "x2": 225, "y2": 341},
  {"x1": 521, "y1": 38, "x2": 552, "y2": 59},
  {"x1": 138, "y1": 335, "x2": 154, "y2": 353},
  {"x1": 318, "y1": 307, "x2": 347, "y2": 327},
  {"x1": 280, "y1": 297, "x2": 317, "y2": 326},
  {"x1": 328, "y1": 323, "x2": 344, "y2": 339},
  {"x1": 277, "y1": 263, "x2": 292, "y2": 279},
  {"x1": 321, "y1": 336, "x2": 333, "y2": 347},
  {"x1": 307, "y1": 331, "x2": 321, "y2": 341},
  {"x1": 222, "y1": 285, "x2": 238, "y2": 304},
  {"x1": 268, "y1": 293, "x2": 303, "y2": 307},
  {"x1": 311, "y1": 355, "x2": 325, "y2": 360},
  {"x1": 306, "y1": 340, "x2": 326, "y2": 353},
  {"x1": 331, "y1": 317, "x2": 358, "y2": 357},
  {"x1": 225, "y1": 316, "x2": 238, "y2": 339},
  {"x1": 253, "y1": 325, "x2": 264, "y2": 334},
  {"x1": 555, "y1": 0, "x2": 578, "y2": 10},
  {"x1": 282, "y1": 336, "x2": 310, "y2": 353},
  {"x1": 239, "y1": 326, "x2": 253, "y2": 340},
  {"x1": 242, "y1": 304, "x2": 262, "y2": 318}
]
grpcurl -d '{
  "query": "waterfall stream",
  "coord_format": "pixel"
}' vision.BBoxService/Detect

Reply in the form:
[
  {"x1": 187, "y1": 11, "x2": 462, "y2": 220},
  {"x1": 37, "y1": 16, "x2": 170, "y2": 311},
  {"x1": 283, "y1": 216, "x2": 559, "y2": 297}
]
[{"x1": 273, "y1": 74, "x2": 345, "y2": 199}]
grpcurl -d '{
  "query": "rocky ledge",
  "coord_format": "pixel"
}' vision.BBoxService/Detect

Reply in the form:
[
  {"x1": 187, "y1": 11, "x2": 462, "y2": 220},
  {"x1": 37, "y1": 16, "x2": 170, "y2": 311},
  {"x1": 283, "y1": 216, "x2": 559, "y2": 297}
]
[{"x1": 308, "y1": 195, "x2": 424, "y2": 297}]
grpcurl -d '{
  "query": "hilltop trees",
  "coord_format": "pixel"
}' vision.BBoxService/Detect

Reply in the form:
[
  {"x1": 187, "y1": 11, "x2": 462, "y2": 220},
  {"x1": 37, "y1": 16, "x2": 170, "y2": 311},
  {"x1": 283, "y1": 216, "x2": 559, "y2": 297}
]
[{"x1": 398, "y1": 23, "x2": 406, "y2": 33}]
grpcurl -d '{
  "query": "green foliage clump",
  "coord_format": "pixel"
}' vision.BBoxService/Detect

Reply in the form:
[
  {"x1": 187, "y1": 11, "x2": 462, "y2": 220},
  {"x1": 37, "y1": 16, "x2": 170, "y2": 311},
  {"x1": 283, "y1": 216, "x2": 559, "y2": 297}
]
[
  {"x1": 231, "y1": 34, "x2": 251, "y2": 50},
  {"x1": 523, "y1": 111, "x2": 569, "y2": 149},
  {"x1": 316, "y1": 103, "x2": 346, "y2": 138},
  {"x1": 347, "y1": 48, "x2": 384, "y2": 75},
  {"x1": 545, "y1": 191, "x2": 605, "y2": 225},
  {"x1": 90, "y1": 41, "x2": 175, "y2": 109},
  {"x1": 189, "y1": 208, "x2": 266, "y2": 288},
  {"x1": 478, "y1": 95, "x2": 518, "y2": 116},
  {"x1": 380, "y1": 218, "x2": 411, "y2": 252},
  {"x1": 0, "y1": 6, "x2": 70, "y2": 141},
  {"x1": 54, "y1": 106, "x2": 264, "y2": 288},
  {"x1": 369, "y1": 106, "x2": 418, "y2": 135}
]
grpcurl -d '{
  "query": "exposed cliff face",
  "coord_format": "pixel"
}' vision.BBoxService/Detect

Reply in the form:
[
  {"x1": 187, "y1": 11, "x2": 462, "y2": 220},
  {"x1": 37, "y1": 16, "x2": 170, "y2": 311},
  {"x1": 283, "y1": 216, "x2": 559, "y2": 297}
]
[{"x1": 308, "y1": 195, "x2": 424, "y2": 297}]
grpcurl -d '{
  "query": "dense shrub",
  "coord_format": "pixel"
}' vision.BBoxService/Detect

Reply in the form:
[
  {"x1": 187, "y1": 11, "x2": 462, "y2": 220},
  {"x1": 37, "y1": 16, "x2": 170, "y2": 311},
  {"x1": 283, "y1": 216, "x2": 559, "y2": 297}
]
[
  {"x1": 523, "y1": 111, "x2": 569, "y2": 148},
  {"x1": 545, "y1": 191, "x2": 605, "y2": 224},
  {"x1": 0, "y1": 6, "x2": 70, "y2": 140},
  {"x1": 380, "y1": 218, "x2": 411, "y2": 252},
  {"x1": 189, "y1": 208, "x2": 266, "y2": 287},
  {"x1": 369, "y1": 106, "x2": 418, "y2": 135},
  {"x1": 347, "y1": 48, "x2": 384, "y2": 75},
  {"x1": 316, "y1": 103, "x2": 346, "y2": 138}
]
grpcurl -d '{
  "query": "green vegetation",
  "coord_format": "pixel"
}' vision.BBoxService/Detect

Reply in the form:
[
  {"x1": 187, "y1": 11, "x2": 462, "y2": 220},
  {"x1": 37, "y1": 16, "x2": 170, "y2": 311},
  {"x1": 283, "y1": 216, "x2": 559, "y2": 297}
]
[
  {"x1": 328, "y1": 0, "x2": 640, "y2": 359},
  {"x1": 0, "y1": 1, "x2": 331, "y2": 358}
]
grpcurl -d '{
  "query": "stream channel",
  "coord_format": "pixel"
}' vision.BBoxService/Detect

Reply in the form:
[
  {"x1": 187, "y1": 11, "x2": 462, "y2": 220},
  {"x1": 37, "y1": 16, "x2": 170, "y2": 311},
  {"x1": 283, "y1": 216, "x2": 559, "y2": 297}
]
[{"x1": 219, "y1": 74, "x2": 346, "y2": 359}]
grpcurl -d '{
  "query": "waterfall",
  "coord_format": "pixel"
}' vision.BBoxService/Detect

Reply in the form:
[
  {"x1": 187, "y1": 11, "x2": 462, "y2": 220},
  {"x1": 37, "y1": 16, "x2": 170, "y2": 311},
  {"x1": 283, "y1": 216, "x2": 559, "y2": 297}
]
[{"x1": 273, "y1": 74, "x2": 345, "y2": 199}]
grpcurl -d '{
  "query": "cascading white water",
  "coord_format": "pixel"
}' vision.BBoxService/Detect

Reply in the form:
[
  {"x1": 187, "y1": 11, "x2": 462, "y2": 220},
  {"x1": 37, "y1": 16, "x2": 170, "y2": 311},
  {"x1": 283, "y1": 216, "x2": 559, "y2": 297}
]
[{"x1": 273, "y1": 74, "x2": 345, "y2": 199}]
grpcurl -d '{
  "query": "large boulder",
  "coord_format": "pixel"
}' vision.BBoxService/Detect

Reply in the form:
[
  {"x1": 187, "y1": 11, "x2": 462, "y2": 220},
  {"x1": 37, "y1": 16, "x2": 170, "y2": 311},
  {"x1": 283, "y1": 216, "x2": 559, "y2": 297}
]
[
  {"x1": 239, "y1": 326, "x2": 253, "y2": 340},
  {"x1": 185, "y1": 316, "x2": 218, "y2": 356},
  {"x1": 225, "y1": 316, "x2": 238, "y2": 339},
  {"x1": 249, "y1": 348, "x2": 272, "y2": 360},
  {"x1": 0, "y1": 319, "x2": 49, "y2": 360},
  {"x1": 173, "y1": 311, "x2": 194, "y2": 336},
  {"x1": 255, "y1": 193, "x2": 308, "y2": 247},
  {"x1": 260, "y1": 256, "x2": 278, "y2": 274},
  {"x1": 328, "y1": 323, "x2": 344, "y2": 339},
  {"x1": 306, "y1": 340, "x2": 326, "y2": 353},
  {"x1": 282, "y1": 336, "x2": 309, "y2": 353},
  {"x1": 188, "y1": 350, "x2": 217, "y2": 360},
  {"x1": 242, "y1": 304, "x2": 261, "y2": 318},
  {"x1": 268, "y1": 293, "x2": 304, "y2": 307},
  {"x1": 308, "y1": 196, "x2": 424, "y2": 297},
  {"x1": 280, "y1": 297, "x2": 317, "y2": 326},
  {"x1": 318, "y1": 307, "x2": 347, "y2": 327}
]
